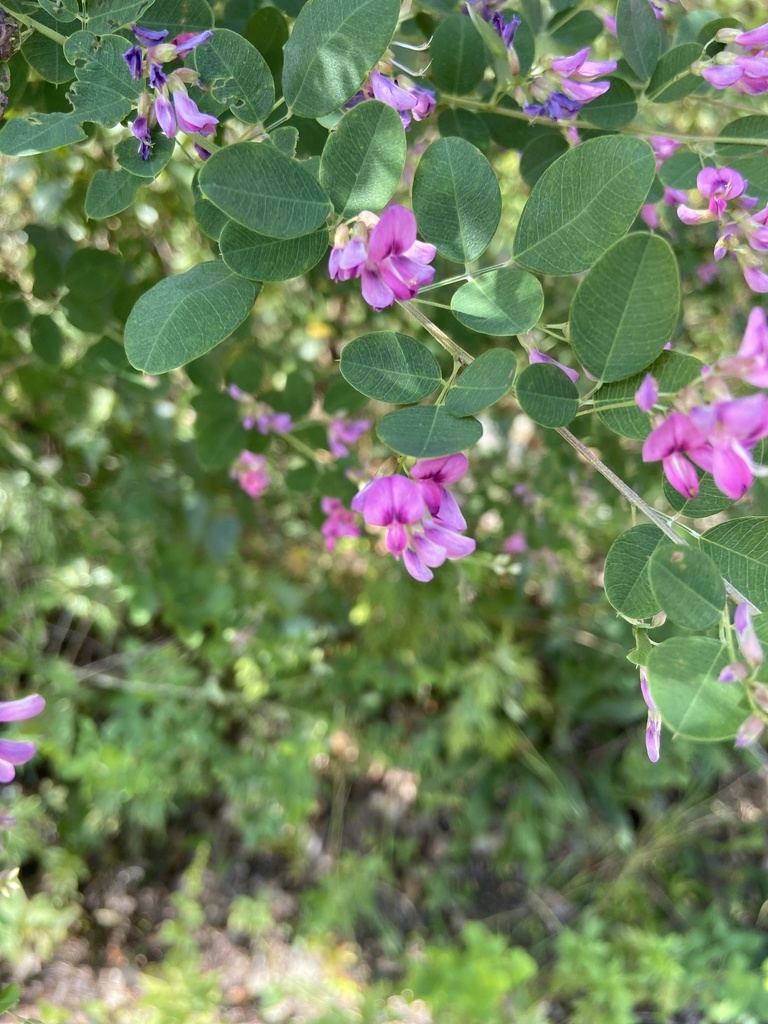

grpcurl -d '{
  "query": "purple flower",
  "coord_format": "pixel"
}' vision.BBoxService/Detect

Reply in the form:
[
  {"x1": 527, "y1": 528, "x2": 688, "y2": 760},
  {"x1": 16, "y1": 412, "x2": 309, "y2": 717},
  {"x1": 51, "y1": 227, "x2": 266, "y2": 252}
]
[
  {"x1": 130, "y1": 114, "x2": 152, "y2": 160},
  {"x1": 635, "y1": 373, "x2": 658, "y2": 413},
  {"x1": 0, "y1": 694, "x2": 44, "y2": 784},
  {"x1": 686, "y1": 395, "x2": 768, "y2": 499},
  {"x1": 529, "y1": 349, "x2": 580, "y2": 383},
  {"x1": 719, "y1": 662, "x2": 748, "y2": 683},
  {"x1": 523, "y1": 91, "x2": 583, "y2": 120},
  {"x1": 736, "y1": 22, "x2": 768, "y2": 48},
  {"x1": 148, "y1": 61, "x2": 167, "y2": 90},
  {"x1": 743, "y1": 264, "x2": 768, "y2": 292},
  {"x1": 232, "y1": 451, "x2": 270, "y2": 499},
  {"x1": 502, "y1": 531, "x2": 527, "y2": 555},
  {"x1": 122, "y1": 44, "x2": 143, "y2": 79},
  {"x1": 550, "y1": 47, "x2": 617, "y2": 80},
  {"x1": 328, "y1": 418, "x2": 370, "y2": 458},
  {"x1": 256, "y1": 412, "x2": 293, "y2": 435},
  {"x1": 491, "y1": 12, "x2": 521, "y2": 50},
  {"x1": 329, "y1": 206, "x2": 436, "y2": 311},
  {"x1": 642, "y1": 411, "x2": 707, "y2": 499},
  {"x1": 172, "y1": 30, "x2": 213, "y2": 58},
  {"x1": 154, "y1": 92, "x2": 176, "y2": 137},
  {"x1": 696, "y1": 167, "x2": 749, "y2": 217},
  {"x1": 320, "y1": 497, "x2": 361, "y2": 552},
  {"x1": 735, "y1": 713, "x2": 764, "y2": 748},
  {"x1": 131, "y1": 24, "x2": 169, "y2": 47},
  {"x1": 353, "y1": 70, "x2": 436, "y2": 130},
  {"x1": 353, "y1": 474, "x2": 425, "y2": 529},
  {"x1": 172, "y1": 90, "x2": 218, "y2": 136},
  {"x1": 737, "y1": 307, "x2": 768, "y2": 386},
  {"x1": 735, "y1": 603, "x2": 764, "y2": 667},
  {"x1": 645, "y1": 710, "x2": 661, "y2": 762}
]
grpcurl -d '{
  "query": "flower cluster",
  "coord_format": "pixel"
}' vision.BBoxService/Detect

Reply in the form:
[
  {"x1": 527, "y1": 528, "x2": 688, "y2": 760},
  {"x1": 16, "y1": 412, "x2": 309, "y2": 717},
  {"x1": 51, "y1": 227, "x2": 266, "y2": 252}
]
[
  {"x1": 232, "y1": 451, "x2": 270, "y2": 499},
  {"x1": 351, "y1": 454, "x2": 475, "y2": 582},
  {"x1": 641, "y1": 308, "x2": 768, "y2": 500},
  {"x1": 347, "y1": 69, "x2": 435, "y2": 129},
  {"x1": 640, "y1": 137, "x2": 689, "y2": 230},
  {"x1": 122, "y1": 24, "x2": 217, "y2": 160},
  {"x1": 676, "y1": 167, "x2": 768, "y2": 293},
  {"x1": 329, "y1": 206, "x2": 436, "y2": 310},
  {"x1": 515, "y1": 47, "x2": 617, "y2": 121},
  {"x1": 328, "y1": 418, "x2": 370, "y2": 459},
  {"x1": 693, "y1": 21, "x2": 768, "y2": 95},
  {"x1": 1, "y1": 694, "x2": 44, "y2": 784},
  {"x1": 320, "y1": 497, "x2": 361, "y2": 551}
]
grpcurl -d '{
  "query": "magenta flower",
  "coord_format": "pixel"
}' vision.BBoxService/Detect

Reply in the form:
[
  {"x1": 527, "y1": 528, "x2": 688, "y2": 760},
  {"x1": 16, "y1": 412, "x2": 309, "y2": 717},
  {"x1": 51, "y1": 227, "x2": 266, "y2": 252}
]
[
  {"x1": 256, "y1": 412, "x2": 293, "y2": 435},
  {"x1": 502, "y1": 531, "x2": 527, "y2": 555},
  {"x1": 735, "y1": 603, "x2": 764, "y2": 667},
  {"x1": 635, "y1": 373, "x2": 658, "y2": 413},
  {"x1": 329, "y1": 207, "x2": 436, "y2": 311},
  {"x1": 736, "y1": 22, "x2": 768, "y2": 48},
  {"x1": 639, "y1": 668, "x2": 661, "y2": 763},
  {"x1": 320, "y1": 497, "x2": 361, "y2": 552},
  {"x1": 697, "y1": 167, "x2": 749, "y2": 217},
  {"x1": 550, "y1": 47, "x2": 617, "y2": 80},
  {"x1": 0, "y1": 694, "x2": 44, "y2": 784},
  {"x1": 642, "y1": 411, "x2": 707, "y2": 498},
  {"x1": 720, "y1": 307, "x2": 768, "y2": 386},
  {"x1": 719, "y1": 662, "x2": 748, "y2": 683},
  {"x1": 347, "y1": 70, "x2": 436, "y2": 129},
  {"x1": 687, "y1": 395, "x2": 768, "y2": 499},
  {"x1": 232, "y1": 451, "x2": 270, "y2": 499},
  {"x1": 328, "y1": 418, "x2": 370, "y2": 458}
]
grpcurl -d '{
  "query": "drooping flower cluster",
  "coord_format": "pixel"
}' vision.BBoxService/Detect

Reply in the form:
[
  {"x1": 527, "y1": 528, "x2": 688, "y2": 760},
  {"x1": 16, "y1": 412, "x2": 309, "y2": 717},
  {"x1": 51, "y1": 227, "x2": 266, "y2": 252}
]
[
  {"x1": 515, "y1": 47, "x2": 617, "y2": 121},
  {"x1": 693, "y1": 21, "x2": 768, "y2": 95},
  {"x1": 329, "y1": 206, "x2": 436, "y2": 310},
  {"x1": 122, "y1": 24, "x2": 217, "y2": 160},
  {"x1": 232, "y1": 451, "x2": 270, "y2": 499},
  {"x1": 346, "y1": 69, "x2": 435, "y2": 129},
  {"x1": 351, "y1": 454, "x2": 475, "y2": 582},
  {"x1": 641, "y1": 308, "x2": 768, "y2": 500},
  {"x1": 676, "y1": 167, "x2": 768, "y2": 292},
  {"x1": 1, "y1": 694, "x2": 44, "y2": 784}
]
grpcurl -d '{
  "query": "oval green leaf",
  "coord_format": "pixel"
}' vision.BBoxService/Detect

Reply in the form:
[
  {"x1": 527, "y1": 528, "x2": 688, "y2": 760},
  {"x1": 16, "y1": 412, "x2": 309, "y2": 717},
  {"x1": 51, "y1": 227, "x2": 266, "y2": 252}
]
[
  {"x1": 340, "y1": 331, "x2": 441, "y2": 404},
  {"x1": 701, "y1": 518, "x2": 768, "y2": 611},
  {"x1": 581, "y1": 77, "x2": 638, "y2": 130},
  {"x1": 646, "y1": 637, "x2": 748, "y2": 741},
  {"x1": 715, "y1": 115, "x2": 768, "y2": 159},
  {"x1": 648, "y1": 546, "x2": 726, "y2": 630},
  {"x1": 429, "y1": 13, "x2": 487, "y2": 95},
  {"x1": 192, "y1": 28, "x2": 274, "y2": 124},
  {"x1": 124, "y1": 262, "x2": 259, "y2": 373},
  {"x1": 413, "y1": 137, "x2": 501, "y2": 263},
  {"x1": 444, "y1": 349, "x2": 517, "y2": 416},
  {"x1": 616, "y1": 0, "x2": 663, "y2": 81},
  {"x1": 451, "y1": 269, "x2": 543, "y2": 336},
  {"x1": 515, "y1": 362, "x2": 579, "y2": 428},
  {"x1": 219, "y1": 222, "x2": 328, "y2": 281},
  {"x1": 595, "y1": 351, "x2": 703, "y2": 439},
  {"x1": 0, "y1": 112, "x2": 86, "y2": 156},
  {"x1": 84, "y1": 169, "x2": 142, "y2": 219},
  {"x1": 116, "y1": 133, "x2": 175, "y2": 179},
  {"x1": 519, "y1": 133, "x2": 570, "y2": 187},
  {"x1": 376, "y1": 406, "x2": 482, "y2": 459},
  {"x1": 604, "y1": 524, "x2": 675, "y2": 619},
  {"x1": 198, "y1": 142, "x2": 332, "y2": 239},
  {"x1": 282, "y1": 0, "x2": 400, "y2": 118},
  {"x1": 319, "y1": 100, "x2": 406, "y2": 216},
  {"x1": 570, "y1": 233, "x2": 680, "y2": 382},
  {"x1": 664, "y1": 471, "x2": 735, "y2": 519},
  {"x1": 646, "y1": 43, "x2": 702, "y2": 103},
  {"x1": 512, "y1": 136, "x2": 656, "y2": 275}
]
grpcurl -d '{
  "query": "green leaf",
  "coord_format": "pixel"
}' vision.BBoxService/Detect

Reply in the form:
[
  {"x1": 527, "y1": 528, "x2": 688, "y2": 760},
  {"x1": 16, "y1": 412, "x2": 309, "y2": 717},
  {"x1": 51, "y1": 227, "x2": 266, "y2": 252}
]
[
  {"x1": 646, "y1": 637, "x2": 747, "y2": 741},
  {"x1": 126, "y1": 0, "x2": 213, "y2": 37},
  {"x1": 377, "y1": 406, "x2": 482, "y2": 458},
  {"x1": 29, "y1": 316, "x2": 64, "y2": 365},
  {"x1": 413, "y1": 137, "x2": 501, "y2": 263},
  {"x1": 595, "y1": 351, "x2": 702, "y2": 439},
  {"x1": 604, "y1": 524, "x2": 674, "y2": 619},
  {"x1": 0, "y1": 112, "x2": 85, "y2": 156},
  {"x1": 124, "y1": 261, "x2": 259, "y2": 373},
  {"x1": 83, "y1": 0, "x2": 157, "y2": 35},
  {"x1": 514, "y1": 362, "x2": 579, "y2": 428},
  {"x1": 219, "y1": 223, "x2": 328, "y2": 281},
  {"x1": 701, "y1": 518, "x2": 768, "y2": 611},
  {"x1": 198, "y1": 142, "x2": 332, "y2": 240},
  {"x1": 581, "y1": 77, "x2": 638, "y2": 130},
  {"x1": 39, "y1": 0, "x2": 78, "y2": 20},
  {"x1": 570, "y1": 233, "x2": 680, "y2": 382},
  {"x1": 192, "y1": 393, "x2": 249, "y2": 469},
  {"x1": 85, "y1": 168, "x2": 142, "y2": 218},
  {"x1": 664, "y1": 471, "x2": 735, "y2": 519},
  {"x1": 437, "y1": 108, "x2": 492, "y2": 154},
  {"x1": 450, "y1": 269, "x2": 543, "y2": 336},
  {"x1": 616, "y1": 0, "x2": 663, "y2": 81},
  {"x1": 282, "y1": 0, "x2": 400, "y2": 118},
  {"x1": 519, "y1": 134, "x2": 570, "y2": 187},
  {"x1": 192, "y1": 28, "x2": 274, "y2": 124},
  {"x1": 648, "y1": 546, "x2": 726, "y2": 630},
  {"x1": 444, "y1": 349, "x2": 516, "y2": 416},
  {"x1": 658, "y1": 150, "x2": 707, "y2": 190},
  {"x1": 319, "y1": 100, "x2": 406, "y2": 216},
  {"x1": 0, "y1": 984, "x2": 20, "y2": 1014},
  {"x1": 116, "y1": 133, "x2": 175, "y2": 178},
  {"x1": 22, "y1": 34, "x2": 74, "y2": 84},
  {"x1": 646, "y1": 43, "x2": 702, "y2": 103},
  {"x1": 65, "y1": 249, "x2": 122, "y2": 295},
  {"x1": 429, "y1": 13, "x2": 487, "y2": 95},
  {"x1": 339, "y1": 331, "x2": 441, "y2": 404},
  {"x1": 66, "y1": 32, "x2": 141, "y2": 127},
  {"x1": 715, "y1": 115, "x2": 768, "y2": 159},
  {"x1": 244, "y1": 6, "x2": 288, "y2": 82},
  {"x1": 548, "y1": 8, "x2": 602, "y2": 49},
  {"x1": 268, "y1": 126, "x2": 299, "y2": 158},
  {"x1": 512, "y1": 136, "x2": 656, "y2": 275}
]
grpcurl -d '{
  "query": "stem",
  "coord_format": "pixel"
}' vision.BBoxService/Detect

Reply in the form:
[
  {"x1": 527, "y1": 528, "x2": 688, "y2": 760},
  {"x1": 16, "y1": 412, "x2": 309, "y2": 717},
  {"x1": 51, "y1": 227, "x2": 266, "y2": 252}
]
[
  {"x1": 418, "y1": 257, "x2": 514, "y2": 294},
  {"x1": 8, "y1": 10, "x2": 68, "y2": 45},
  {"x1": 399, "y1": 301, "x2": 475, "y2": 364}
]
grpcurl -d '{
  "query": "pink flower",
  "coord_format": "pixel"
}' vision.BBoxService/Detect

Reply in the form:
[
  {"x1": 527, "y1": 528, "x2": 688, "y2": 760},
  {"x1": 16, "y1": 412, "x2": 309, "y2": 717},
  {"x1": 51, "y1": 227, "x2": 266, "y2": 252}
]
[
  {"x1": 696, "y1": 167, "x2": 748, "y2": 217},
  {"x1": 0, "y1": 694, "x2": 44, "y2": 784},
  {"x1": 550, "y1": 47, "x2": 617, "y2": 80},
  {"x1": 329, "y1": 206, "x2": 436, "y2": 311},
  {"x1": 642, "y1": 411, "x2": 707, "y2": 498},
  {"x1": 320, "y1": 497, "x2": 361, "y2": 552},
  {"x1": 635, "y1": 374, "x2": 658, "y2": 413},
  {"x1": 529, "y1": 349, "x2": 579, "y2": 382},
  {"x1": 232, "y1": 451, "x2": 270, "y2": 499},
  {"x1": 172, "y1": 90, "x2": 218, "y2": 136},
  {"x1": 736, "y1": 22, "x2": 768, "y2": 48},
  {"x1": 502, "y1": 531, "x2": 527, "y2": 555},
  {"x1": 687, "y1": 395, "x2": 768, "y2": 499},
  {"x1": 328, "y1": 418, "x2": 370, "y2": 458},
  {"x1": 735, "y1": 714, "x2": 764, "y2": 748},
  {"x1": 735, "y1": 603, "x2": 764, "y2": 667}
]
